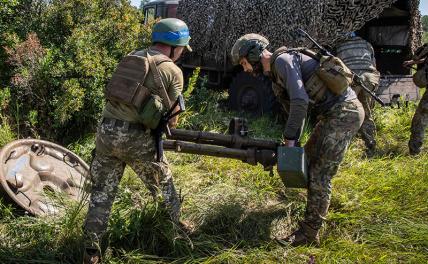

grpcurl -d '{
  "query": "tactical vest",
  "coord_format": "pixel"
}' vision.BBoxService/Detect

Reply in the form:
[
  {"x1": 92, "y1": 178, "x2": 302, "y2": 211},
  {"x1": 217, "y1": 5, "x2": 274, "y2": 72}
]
[
  {"x1": 105, "y1": 49, "x2": 172, "y2": 110},
  {"x1": 270, "y1": 47, "x2": 353, "y2": 103},
  {"x1": 336, "y1": 37, "x2": 376, "y2": 73}
]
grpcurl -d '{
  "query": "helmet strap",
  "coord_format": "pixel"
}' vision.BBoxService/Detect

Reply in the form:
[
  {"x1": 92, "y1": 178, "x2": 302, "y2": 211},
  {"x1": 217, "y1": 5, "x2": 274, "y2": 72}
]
[{"x1": 169, "y1": 46, "x2": 176, "y2": 59}]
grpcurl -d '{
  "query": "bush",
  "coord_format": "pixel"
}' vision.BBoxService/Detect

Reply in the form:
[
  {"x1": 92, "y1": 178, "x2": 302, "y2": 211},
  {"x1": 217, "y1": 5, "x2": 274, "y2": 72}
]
[{"x1": 1, "y1": 0, "x2": 151, "y2": 143}]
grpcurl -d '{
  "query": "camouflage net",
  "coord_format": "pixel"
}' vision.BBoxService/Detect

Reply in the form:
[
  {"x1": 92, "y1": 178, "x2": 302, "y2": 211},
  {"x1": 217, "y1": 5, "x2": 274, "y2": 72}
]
[{"x1": 178, "y1": 0, "x2": 421, "y2": 64}]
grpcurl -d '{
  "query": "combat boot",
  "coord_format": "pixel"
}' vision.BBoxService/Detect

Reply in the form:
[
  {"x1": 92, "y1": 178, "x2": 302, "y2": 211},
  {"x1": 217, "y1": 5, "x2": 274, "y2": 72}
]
[
  {"x1": 276, "y1": 222, "x2": 320, "y2": 247},
  {"x1": 83, "y1": 248, "x2": 101, "y2": 264},
  {"x1": 409, "y1": 140, "x2": 422, "y2": 156},
  {"x1": 365, "y1": 140, "x2": 376, "y2": 158}
]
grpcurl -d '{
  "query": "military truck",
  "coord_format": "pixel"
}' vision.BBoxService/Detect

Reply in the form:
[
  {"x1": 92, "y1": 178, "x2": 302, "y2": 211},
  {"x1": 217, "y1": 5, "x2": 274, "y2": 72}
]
[{"x1": 143, "y1": 0, "x2": 422, "y2": 113}]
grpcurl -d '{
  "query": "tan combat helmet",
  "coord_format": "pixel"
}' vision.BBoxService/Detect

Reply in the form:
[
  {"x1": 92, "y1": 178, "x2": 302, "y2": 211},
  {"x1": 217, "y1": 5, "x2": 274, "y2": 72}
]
[{"x1": 230, "y1": 33, "x2": 269, "y2": 65}]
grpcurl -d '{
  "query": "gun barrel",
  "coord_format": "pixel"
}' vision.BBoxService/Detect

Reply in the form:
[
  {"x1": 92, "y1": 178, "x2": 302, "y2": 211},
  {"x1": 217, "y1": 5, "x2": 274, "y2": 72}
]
[
  {"x1": 168, "y1": 129, "x2": 278, "y2": 150},
  {"x1": 164, "y1": 140, "x2": 257, "y2": 164}
]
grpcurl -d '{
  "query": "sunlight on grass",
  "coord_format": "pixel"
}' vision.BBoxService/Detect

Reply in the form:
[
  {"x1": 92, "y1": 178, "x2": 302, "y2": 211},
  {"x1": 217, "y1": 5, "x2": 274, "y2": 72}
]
[{"x1": 0, "y1": 88, "x2": 427, "y2": 263}]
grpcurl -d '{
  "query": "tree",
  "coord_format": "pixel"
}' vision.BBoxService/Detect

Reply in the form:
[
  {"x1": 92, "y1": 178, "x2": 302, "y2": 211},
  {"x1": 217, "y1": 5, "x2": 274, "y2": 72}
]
[
  {"x1": 422, "y1": 15, "x2": 428, "y2": 32},
  {"x1": 2, "y1": 0, "x2": 153, "y2": 142}
]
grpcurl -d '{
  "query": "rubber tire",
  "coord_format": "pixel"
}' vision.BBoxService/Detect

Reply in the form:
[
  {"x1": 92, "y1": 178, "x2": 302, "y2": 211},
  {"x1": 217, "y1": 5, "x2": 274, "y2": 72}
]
[{"x1": 228, "y1": 71, "x2": 276, "y2": 115}]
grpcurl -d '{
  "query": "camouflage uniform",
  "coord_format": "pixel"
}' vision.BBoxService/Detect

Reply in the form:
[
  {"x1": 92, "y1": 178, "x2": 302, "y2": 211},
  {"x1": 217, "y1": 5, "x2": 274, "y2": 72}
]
[
  {"x1": 303, "y1": 99, "x2": 364, "y2": 231},
  {"x1": 352, "y1": 71, "x2": 380, "y2": 153},
  {"x1": 336, "y1": 36, "x2": 380, "y2": 154},
  {"x1": 270, "y1": 49, "x2": 364, "y2": 243},
  {"x1": 409, "y1": 88, "x2": 428, "y2": 154},
  {"x1": 83, "y1": 48, "x2": 184, "y2": 250},
  {"x1": 409, "y1": 44, "x2": 428, "y2": 155},
  {"x1": 231, "y1": 34, "x2": 364, "y2": 245}
]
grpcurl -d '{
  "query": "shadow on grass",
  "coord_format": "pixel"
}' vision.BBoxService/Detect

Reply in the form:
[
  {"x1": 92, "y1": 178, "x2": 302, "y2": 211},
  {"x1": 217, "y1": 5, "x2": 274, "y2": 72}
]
[
  {"x1": 196, "y1": 202, "x2": 291, "y2": 245},
  {"x1": 0, "y1": 221, "x2": 84, "y2": 264},
  {"x1": 106, "y1": 202, "x2": 293, "y2": 261}
]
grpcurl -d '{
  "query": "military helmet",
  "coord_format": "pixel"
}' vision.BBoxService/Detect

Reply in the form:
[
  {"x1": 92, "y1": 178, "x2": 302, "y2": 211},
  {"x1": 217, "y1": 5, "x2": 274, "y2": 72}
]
[
  {"x1": 152, "y1": 18, "x2": 192, "y2": 51},
  {"x1": 231, "y1": 33, "x2": 269, "y2": 65}
]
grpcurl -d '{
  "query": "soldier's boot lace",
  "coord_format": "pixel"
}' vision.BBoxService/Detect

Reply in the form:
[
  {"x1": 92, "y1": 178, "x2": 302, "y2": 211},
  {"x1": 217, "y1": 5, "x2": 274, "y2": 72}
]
[
  {"x1": 83, "y1": 248, "x2": 101, "y2": 264},
  {"x1": 276, "y1": 222, "x2": 320, "y2": 247}
]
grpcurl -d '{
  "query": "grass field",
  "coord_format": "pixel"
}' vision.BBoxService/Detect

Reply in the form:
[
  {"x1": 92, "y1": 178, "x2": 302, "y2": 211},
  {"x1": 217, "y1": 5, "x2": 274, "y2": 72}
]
[{"x1": 0, "y1": 88, "x2": 427, "y2": 263}]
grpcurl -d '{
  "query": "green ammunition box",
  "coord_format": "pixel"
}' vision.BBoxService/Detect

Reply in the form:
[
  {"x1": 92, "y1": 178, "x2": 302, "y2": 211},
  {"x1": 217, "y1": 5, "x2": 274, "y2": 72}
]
[{"x1": 277, "y1": 146, "x2": 308, "y2": 188}]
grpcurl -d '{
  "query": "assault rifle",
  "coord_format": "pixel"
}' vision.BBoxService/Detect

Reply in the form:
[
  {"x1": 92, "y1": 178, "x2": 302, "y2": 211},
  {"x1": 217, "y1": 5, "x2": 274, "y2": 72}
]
[
  {"x1": 153, "y1": 94, "x2": 186, "y2": 162},
  {"x1": 297, "y1": 28, "x2": 386, "y2": 107}
]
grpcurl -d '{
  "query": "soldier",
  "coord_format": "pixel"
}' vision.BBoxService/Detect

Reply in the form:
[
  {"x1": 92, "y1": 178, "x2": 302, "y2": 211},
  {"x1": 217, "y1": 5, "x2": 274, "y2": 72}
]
[
  {"x1": 83, "y1": 18, "x2": 191, "y2": 264},
  {"x1": 231, "y1": 34, "x2": 364, "y2": 246},
  {"x1": 336, "y1": 33, "x2": 380, "y2": 157},
  {"x1": 403, "y1": 43, "x2": 428, "y2": 155}
]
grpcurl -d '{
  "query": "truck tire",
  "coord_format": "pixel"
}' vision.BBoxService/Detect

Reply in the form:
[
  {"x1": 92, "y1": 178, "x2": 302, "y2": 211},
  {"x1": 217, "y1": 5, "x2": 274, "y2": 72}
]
[{"x1": 228, "y1": 72, "x2": 276, "y2": 115}]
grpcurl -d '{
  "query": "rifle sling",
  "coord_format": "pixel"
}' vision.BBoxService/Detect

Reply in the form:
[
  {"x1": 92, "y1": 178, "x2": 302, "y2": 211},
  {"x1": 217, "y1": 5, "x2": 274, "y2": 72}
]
[{"x1": 146, "y1": 52, "x2": 172, "y2": 110}]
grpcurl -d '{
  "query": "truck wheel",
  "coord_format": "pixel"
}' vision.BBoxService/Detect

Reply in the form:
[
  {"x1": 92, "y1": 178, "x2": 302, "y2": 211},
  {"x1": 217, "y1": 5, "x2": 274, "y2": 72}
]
[{"x1": 228, "y1": 72, "x2": 275, "y2": 115}]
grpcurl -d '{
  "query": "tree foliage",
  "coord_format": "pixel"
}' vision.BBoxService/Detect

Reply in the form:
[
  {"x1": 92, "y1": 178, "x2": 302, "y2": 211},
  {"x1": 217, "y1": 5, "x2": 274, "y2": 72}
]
[
  {"x1": 0, "y1": 0, "x2": 152, "y2": 142},
  {"x1": 422, "y1": 15, "x2": 428, "y2": 32}
]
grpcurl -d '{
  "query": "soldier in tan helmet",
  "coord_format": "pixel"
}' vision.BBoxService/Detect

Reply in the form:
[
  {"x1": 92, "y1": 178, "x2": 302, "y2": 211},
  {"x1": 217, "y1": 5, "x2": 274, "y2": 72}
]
[{"x1": 231, "y1": 34, "x2": 364, "y2": 246}]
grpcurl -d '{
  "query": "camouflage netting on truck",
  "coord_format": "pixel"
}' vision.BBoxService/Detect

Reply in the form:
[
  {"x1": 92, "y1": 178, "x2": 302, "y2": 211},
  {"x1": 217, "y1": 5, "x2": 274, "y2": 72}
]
[
  {"x1": 409, "y1": 0, "x2": 423, "y2": 53},
  {"x1": 178, "y1": 0, "x2": 421, "y2": 65}
]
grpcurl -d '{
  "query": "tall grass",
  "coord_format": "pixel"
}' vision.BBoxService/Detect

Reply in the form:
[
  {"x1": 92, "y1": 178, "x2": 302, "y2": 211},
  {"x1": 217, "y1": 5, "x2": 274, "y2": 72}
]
[
  {"x1": 0, "y1": 87, "x2": 426, "y2": 263},
  {"x1": 0, "y1": 114, "x2": 15, "y2": 148}
]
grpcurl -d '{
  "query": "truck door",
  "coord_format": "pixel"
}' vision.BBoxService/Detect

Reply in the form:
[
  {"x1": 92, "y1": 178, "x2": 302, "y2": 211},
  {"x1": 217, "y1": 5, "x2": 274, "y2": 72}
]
[{"x1": 143, "y1": 5, "x2": 156, "y2": 24}]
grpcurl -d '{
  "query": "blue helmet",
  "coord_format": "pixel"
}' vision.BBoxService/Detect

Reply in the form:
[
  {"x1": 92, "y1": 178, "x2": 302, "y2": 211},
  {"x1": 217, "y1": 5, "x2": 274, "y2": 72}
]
[{"x1": 152, "y1": 18, "x2": 192, "y2": 51}]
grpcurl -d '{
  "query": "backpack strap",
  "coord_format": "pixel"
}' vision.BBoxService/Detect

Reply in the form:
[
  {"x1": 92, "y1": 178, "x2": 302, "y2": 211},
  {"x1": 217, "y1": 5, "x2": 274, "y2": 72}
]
[
  {"x1": 270, "y1": 46, "x2": 290, "y2": 83},
  {"x1": 270, "y1": 47, "x2": 320, "y2": 83},
  {"x1": 147, "y1": 52, "x2": 172, "y2": 109}
]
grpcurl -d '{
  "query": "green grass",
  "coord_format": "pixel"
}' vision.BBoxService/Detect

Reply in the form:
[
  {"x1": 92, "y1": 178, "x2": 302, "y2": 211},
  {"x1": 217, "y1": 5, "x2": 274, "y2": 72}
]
[{"x1": 0, "y1": 89, "x2": 427, "y2": 263}]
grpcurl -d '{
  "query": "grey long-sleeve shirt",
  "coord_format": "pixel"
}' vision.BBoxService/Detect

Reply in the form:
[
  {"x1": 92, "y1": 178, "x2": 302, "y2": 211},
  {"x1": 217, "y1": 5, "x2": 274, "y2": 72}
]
[{"x1": 274, "y1": 52, "x2": 356, "y2": 140}]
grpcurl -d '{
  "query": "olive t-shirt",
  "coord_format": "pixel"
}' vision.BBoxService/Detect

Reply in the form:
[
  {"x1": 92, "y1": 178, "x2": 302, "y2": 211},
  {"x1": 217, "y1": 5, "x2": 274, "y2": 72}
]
[{"x1": 103, "y1": 48, "x2": 183, "y2": 122}]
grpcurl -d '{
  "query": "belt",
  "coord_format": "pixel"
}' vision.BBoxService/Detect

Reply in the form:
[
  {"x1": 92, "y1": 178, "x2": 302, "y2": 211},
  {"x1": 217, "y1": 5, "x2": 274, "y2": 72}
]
[{"x1": 101, "y1": 117, "x2": 146, "y2": 131}]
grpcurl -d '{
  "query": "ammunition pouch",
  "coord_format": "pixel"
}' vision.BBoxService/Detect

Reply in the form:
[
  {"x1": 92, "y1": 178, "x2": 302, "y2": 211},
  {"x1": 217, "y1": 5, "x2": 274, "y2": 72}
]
[
  {"x1": 315, "y1": 55, "x2": 354, "y2": 95},
  {"x1": 139, "y1": 95, "x2": 165, "y2": 129},
  {"x1": 305, "y1": 73, "x2": 327, "y2": 103}
]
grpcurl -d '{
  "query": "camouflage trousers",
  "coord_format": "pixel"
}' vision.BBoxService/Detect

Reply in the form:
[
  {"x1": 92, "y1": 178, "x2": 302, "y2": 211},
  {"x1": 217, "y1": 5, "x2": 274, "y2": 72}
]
[
  {"x1": 303, "y1": 98, "x2": 364, "y2": 230},
  {"x1": 352, "y1": 71, "x2": 380, "y2": 152},
  {"x1": 409, "y1": 88, "x2": 428, "y2": 155},
  {"x1": 83, "y1": 121, "x2": 180, "y2": 248}
]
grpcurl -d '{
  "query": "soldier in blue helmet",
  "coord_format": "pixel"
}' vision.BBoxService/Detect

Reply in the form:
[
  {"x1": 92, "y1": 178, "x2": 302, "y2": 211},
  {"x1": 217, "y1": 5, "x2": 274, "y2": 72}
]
[{"x1": 83, "y1": 18, "x2": 191, "y2": 264}]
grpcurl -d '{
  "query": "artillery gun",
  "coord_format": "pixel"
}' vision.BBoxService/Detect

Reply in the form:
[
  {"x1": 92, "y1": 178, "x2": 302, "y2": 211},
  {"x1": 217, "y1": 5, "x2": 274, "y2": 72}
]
[{"x1": 165, "y1": 118, "x2": 308, "y2": 189}]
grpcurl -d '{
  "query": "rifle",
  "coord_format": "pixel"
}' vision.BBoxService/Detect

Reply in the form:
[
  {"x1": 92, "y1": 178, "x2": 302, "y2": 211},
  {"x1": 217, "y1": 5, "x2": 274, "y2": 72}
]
[
  {"x1": 153, "y1": 94, "x2": 186, "y2": 162},
  {"x1": 296, "y1": 28, "x2": 385, "y2": 107}
]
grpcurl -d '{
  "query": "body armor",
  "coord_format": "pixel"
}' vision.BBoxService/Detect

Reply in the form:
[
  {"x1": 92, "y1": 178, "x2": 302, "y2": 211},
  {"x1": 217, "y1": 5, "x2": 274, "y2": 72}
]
[{"x1": 336, "y1": 37, "x2": 376, "y2": 73}]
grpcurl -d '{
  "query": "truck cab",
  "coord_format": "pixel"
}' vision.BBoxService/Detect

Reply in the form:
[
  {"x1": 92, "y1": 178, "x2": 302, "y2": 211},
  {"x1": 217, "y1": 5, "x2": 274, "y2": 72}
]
[
  {"x1": 143, "y1": 0, "x2": 421, "y2": 113},
  {"x1": 143, "y1": 0, "x2": 180, "y2": 24}
]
